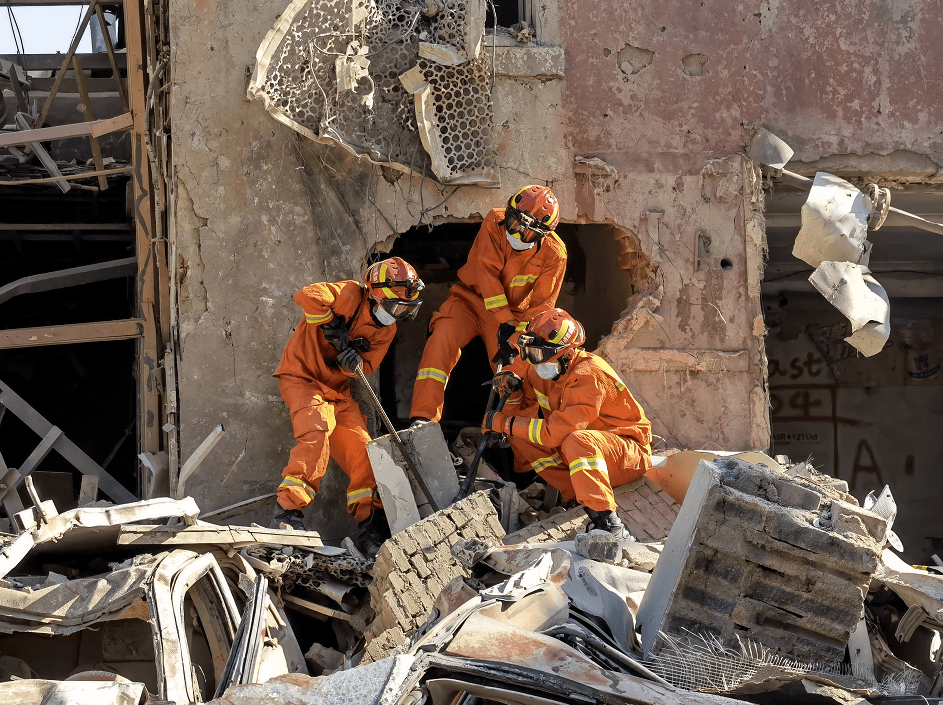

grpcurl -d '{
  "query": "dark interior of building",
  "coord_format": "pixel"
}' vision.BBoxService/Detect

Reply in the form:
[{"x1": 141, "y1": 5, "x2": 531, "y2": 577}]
[{"x1": 0, "y1": 179, "x2": 138, "y2": 508}]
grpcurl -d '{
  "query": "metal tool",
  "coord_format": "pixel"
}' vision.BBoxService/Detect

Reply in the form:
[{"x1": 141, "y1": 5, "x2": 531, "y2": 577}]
[
  {"x1": 354, "y1": 366, "x2": 440, "y2": 512},
  {"x1": 455, "y1": 364, "x2": 505, "y2": 501}
]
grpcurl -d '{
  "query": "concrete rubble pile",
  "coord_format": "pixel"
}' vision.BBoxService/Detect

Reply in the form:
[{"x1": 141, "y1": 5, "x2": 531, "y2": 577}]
[{"x1": 0, "y1": 452, "x2": 941, "y2": 705}]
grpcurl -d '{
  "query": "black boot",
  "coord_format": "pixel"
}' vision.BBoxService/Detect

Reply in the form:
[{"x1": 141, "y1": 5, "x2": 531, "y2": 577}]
[
  {"x1": 355, "y1": 508, "x2": 391, "y2": 557},
  {"x1": 271, "y1": 504, "x2": 305, "y2": 531},
  {"x1": 586, "y1": 508, "x2": 637, "y2": 542}
]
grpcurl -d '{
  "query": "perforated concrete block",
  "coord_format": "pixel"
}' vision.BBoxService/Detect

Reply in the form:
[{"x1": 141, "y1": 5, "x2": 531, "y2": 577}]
[{"x1": 637, "y1": 457, "x2": 883, "y2": 664}]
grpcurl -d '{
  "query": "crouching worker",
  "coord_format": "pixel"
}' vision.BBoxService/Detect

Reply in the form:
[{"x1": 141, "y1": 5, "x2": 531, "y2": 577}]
[
  {"x1": 484, "y1": 308, "x2": 652, "y2": 540},
  {"x1": 272, "y1": 257, "x2": 424, "y2": 555}
]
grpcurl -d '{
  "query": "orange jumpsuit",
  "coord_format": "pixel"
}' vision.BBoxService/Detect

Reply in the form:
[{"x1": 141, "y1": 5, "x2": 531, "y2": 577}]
[
  {"x1": 410, "y1": 208, "x2": 567, "y2": 422},
  {"x1": 273, "y1": 281, "x2": 394, "y2": 523},
  {"x1": 500, "y1": 350, "x2": 652, "y2": 512}
]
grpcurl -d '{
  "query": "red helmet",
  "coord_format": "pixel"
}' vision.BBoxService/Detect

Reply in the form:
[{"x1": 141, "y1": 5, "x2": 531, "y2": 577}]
[
  {"x1": 517, "y1": 308, "x2": 586, "y2": 364},
  {"x1": 363, "y1": 257, "x2": 424, "y2": 320},
  {"x1": 505, "y1": 185, "x2": 560, "y2": 244}
]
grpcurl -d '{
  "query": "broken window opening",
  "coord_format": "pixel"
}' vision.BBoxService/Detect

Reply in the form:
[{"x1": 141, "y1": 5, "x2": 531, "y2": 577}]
[{"x1": 485, "y1": 0, "x2": 530, "y2": 33}]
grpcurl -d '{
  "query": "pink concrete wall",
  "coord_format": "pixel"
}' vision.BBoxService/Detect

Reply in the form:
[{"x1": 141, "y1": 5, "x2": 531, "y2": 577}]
[{"x1": 561, "y1": 0, "x2": 943, "y2": 164}]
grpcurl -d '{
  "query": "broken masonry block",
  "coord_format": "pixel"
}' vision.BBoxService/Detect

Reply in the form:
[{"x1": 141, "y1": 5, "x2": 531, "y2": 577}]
[
  {"x1": 503, "y1": 505, "x2": 589, "y2": 545},
  {"x1": 574, "y1": 530, "x2": 621, "y2": 563},
  {"x1": 362, "y1": 490, "x2": 504, "y2": 662},
  {"x1": 637, "y1": 457, "x2": 884, "y2": 664}
]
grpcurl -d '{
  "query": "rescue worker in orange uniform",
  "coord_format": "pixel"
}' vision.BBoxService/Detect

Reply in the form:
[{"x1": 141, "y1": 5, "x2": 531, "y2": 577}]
[
  {"x1": 272, "y1": 257, "x2": 424, "y2": 553},
  {"x1": 409, "y1": 185, "x2": 567, "y2": 424},
  {"x1": 484, "y1": 308, "x2": 652, "y2": 540}
]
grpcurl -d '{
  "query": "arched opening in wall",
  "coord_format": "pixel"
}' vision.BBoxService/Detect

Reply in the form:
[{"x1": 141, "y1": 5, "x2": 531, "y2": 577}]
[
  {"x1": 0, "y1": 184, "x2": 138, "y2": 517},
  {"x1": 762, "y1": 184, "x2": 943, "y2": 564},
  {"x1": 375, "y1": 220, "x2": 646, "y2": 445}
]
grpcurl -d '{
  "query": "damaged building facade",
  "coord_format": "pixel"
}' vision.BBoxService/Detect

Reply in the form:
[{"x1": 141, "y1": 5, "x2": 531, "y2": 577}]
[{"x1": 157, "y1": 0, "x2": 943, "y2": 558}]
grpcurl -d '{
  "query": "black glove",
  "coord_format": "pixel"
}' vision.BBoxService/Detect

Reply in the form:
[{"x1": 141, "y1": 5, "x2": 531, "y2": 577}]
[
  {"x1": 337, "y1": 347, "x2": 362, "y2": 373},
  {"x1": 493, "y1": 321, "x2": 518, "y2": 366},
  {"x1": 321, "y1": 315, "x2": 349, "y2": 351},
  {"x1": 491, "y1": 370, "x2": 522, "y2": 398}
]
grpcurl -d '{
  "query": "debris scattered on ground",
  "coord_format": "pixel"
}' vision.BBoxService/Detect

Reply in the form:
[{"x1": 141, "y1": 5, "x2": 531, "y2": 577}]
[{"x1": 0, "y1": 443, "x2": 940, "y2": 704}]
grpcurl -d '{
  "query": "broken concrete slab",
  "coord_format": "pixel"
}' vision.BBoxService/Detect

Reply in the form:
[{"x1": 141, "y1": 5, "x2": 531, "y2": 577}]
[
  {"x1": 118, "y1": 523, "x2": 326, "y2": 549},
  {"x1": 367, "y1": 421, "x2": 459, "y2": 528},
  {"x1": 637, "y1": 457, "x2": 886, "y2": 663},
  {"x1": 0, "y1": 677, "x2": 146, "y2": 705}
]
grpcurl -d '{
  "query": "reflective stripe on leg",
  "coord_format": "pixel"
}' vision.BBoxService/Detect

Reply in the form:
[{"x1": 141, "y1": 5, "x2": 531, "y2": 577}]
[
  {"x1": 568, "y1": 456, "x2": 608, "y2": 477},
  {"x1": 279, "y1": 475, "x2": 317, "y2": 500},
  {"x1": 347, "y1": 487, "x2": 375, "y2": 505}
]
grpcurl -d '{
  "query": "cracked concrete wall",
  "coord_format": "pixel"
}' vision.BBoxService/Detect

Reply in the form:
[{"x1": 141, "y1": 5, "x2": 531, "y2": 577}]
[
  {"x1": 170, "y1": 0, "x2": 942, "y2": 520},
  {"x1": 561, "y1": 0, "x2": 943, "y2": 451}
]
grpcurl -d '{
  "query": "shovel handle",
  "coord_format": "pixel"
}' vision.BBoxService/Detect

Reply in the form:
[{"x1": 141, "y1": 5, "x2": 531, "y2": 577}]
[{"x1": 456, "y1": 394, "x2": 508, "y2": 500}]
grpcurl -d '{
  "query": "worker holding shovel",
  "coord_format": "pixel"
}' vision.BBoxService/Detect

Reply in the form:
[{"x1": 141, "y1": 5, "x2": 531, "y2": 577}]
[
  {"x1": 482, "y1": 308, "x2": 652, "y2": 540},
  {"x1": 271, "y1": 257, "x2": 424, "y2": 556},
  {"x1": 409, "y1": 185, "x2": 567, "y2": 425}
]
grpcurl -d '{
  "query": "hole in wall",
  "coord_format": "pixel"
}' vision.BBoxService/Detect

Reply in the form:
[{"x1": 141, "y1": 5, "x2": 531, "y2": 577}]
[
  {"x1": 681, "y1": 52, "x2": 708, "y2": 76},
  {"x1": 376, "y1": 220, "x2": 649, "y2": 441},
  {"x1": 721, "y1": 258, "x2": 733, "y2": 270},
  {"x1": 617, "y1": 43, "x2": 654, "y2": 76}
]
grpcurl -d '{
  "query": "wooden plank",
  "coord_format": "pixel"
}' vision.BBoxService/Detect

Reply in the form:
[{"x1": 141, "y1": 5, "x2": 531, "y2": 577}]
[
  {"x1": 175, "y1": 424, "x2": 225, "y2": 499},
  {"x1": 0, "y1": 54, "x2": 126, "y2": 71},
  {"x1": 95, "y1": 2, "x2": 129, "y2": 111},
  {"x1": 13, "y1": 113, "x2": 69, "y2": 193},
  {"x1": 0, "y1": 380, "x2": 137, "y2": 504},
  {"x1": 27, "y1": 78, "x2": 126, "y2": 94},
  {"x1": 201, "y1": 494, "x2": 278, "y2": 523},
  {"x1": 0, "y1": 113, "x2": 133, "y2": 148},
  {"x1": 124, "y1": 0, "x2": 161, "y2": 464},
  {"x1": 0, "y1": 319, "x2": 144, "y2": 349},
  {"x1": 72, "y1": 56, "x2": 109, "y2": 190},
  {"x1": 0, "y1": 167, "x2": 132, "y2": 187},
  {"x1": 32, "y1": 1, "x2": 98, "y2": 131},
  {"x1": 78, "y1": 475, "x2": 99, "y2": 505},
  {"x1": 117, "y1": 524, "x2": 328, "y2": 548}
]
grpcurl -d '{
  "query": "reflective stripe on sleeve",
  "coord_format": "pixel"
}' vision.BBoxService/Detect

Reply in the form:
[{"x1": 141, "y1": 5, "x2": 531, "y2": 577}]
[
  {"x1": 305, "y1": 310, "x2": 333, "y2": 325},
  {"x1": 527, "y1": 418, "x2": 544, "y2": 445},
  {"x1": 535, "y1": 390, "x2": 550, "y2": 411},
  {"x1": 531, "y1": 453, "x2": 563, "y2": 474},
  {"x1": 484, "y1": 294, "x2": 509, "y2": 310},
  {"x1": 416, "y1": 367, "x2": 448, "y2": 384},
  {"x1": 279, "y1": 476, "x2": 317, "y2": 499}
]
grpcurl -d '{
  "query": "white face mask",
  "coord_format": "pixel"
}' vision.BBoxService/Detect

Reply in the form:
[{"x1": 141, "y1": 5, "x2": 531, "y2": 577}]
[
  {"x1": 507, "y1": 233, "x2": 535, "y2": 251},
  {"x1": 535, "y1": 362, "x2": 560, "y2": 380},
  {"x1": 373, "y1": 304, "x2": 397, "y2": 327}
]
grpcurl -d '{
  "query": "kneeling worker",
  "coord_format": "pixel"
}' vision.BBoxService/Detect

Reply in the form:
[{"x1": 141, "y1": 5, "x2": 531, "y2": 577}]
[
  {"x1": 272, "y1": 257, "x2": 424, "y2": 553},
  {"x1": 484, "y1": 308, "x2": 652, "y2": 539}
]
